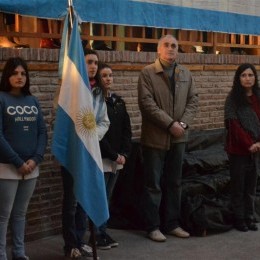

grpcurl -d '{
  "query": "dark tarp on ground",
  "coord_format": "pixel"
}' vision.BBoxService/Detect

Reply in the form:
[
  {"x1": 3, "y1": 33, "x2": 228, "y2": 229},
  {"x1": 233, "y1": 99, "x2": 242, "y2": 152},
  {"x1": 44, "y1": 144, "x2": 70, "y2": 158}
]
[
  {"x1": 108, "y1": 129, "x2": 257, "y2": 235},
  {"x1": 181, "y1": 194, "x2": 233, "y2": 236}
]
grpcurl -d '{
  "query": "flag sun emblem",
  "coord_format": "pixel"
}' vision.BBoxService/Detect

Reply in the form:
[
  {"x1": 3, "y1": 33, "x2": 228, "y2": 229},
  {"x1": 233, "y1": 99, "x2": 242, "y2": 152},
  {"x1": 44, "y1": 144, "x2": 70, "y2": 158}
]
[{"x1": 76, "y1": 108, "x2": 96, "y2": 136}]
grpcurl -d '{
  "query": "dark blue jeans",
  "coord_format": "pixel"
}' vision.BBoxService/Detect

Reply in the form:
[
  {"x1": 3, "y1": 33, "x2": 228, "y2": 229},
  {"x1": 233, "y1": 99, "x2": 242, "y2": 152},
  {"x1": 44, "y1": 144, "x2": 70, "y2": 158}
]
[
  {"x1": 104, "y1": 171, "x2": 119, "y2": 203},
  {"x1": 96, "y1": 171, "x2": 119, "y2": 235},
  {"x1": 61, "y1": 167, "x2": 87, "y2": 251},
  {"x1": 141, "y1": 143, "x2": 186, "y2": 233},
  {"x1": 229, "y1": 154, "x2": 258, "y2": 221}
]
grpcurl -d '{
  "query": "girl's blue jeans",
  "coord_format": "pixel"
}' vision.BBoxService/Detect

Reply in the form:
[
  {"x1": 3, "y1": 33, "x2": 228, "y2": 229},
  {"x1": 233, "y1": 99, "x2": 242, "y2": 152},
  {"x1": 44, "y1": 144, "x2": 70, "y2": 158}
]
[{"x1": 0, "y1": 178, "x2": 36, "y2": 260}]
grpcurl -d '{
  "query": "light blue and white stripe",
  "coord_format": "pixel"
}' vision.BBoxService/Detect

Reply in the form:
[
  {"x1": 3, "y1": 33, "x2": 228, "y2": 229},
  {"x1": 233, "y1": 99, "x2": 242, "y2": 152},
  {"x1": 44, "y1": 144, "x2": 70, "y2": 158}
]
[
  {"x1": 1, "y1": 0, "x2": 260, "y2": 35},
  {"x1": 52, "y1": 12, "x2": 109, "y2": 227}
]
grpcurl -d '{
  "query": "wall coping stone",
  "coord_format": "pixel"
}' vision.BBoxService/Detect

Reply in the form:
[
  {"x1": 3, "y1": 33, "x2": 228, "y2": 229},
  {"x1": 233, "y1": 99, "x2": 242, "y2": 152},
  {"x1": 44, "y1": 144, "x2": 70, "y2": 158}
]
[{"x1": 0, "y1": 48, "x2": 260, "y2": 65}]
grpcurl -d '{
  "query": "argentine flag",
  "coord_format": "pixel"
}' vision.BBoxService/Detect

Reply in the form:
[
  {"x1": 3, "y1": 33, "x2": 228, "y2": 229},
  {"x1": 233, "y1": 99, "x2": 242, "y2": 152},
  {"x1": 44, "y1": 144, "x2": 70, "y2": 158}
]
[{"x1": 52, "y1": 12, "x2": 109, "y2": 227}]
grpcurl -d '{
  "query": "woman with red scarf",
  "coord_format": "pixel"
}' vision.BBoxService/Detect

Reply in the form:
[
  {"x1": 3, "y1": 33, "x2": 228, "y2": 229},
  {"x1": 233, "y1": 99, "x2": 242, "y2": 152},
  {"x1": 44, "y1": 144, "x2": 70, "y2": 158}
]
[{"x1": 224, "y1": 63, "x2": 260, "y2": 232}]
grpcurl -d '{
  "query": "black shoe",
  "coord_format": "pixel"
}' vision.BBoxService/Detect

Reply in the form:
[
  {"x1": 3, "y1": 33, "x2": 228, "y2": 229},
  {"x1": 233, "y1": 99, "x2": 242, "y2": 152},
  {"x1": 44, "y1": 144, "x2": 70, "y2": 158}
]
[
  {"x1": 234, "y1": 221, "x2": 248, "y2": 232},
  {"x1": 104, "y1": 233, "x2": 119, "y2": 247},
  {"x1": 12, "y1": 257, "x2": 29, "y2": 260},
  {"x1": 88, "y1": 235, "x2": 111, "y2": 250},
  {"x1": 246, "y1": 220, "x2": 258, "y2": 231}
]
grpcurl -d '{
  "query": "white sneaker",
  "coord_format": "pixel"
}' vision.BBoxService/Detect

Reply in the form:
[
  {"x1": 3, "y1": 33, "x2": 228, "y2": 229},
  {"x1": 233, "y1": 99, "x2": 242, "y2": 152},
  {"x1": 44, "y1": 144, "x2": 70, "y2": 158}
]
[
  {"x1": 168, "y1": 227, "x2": 190, "y2": 238},
  {"x1": 81, "y1": 244, "x2": 93, "y2": 254},
  {"x1": 147, "y1": 229, "x2": 166, "y2": 242},
  {"x1": 81, "y1": 244, "x2": 99, "y2": 259}
]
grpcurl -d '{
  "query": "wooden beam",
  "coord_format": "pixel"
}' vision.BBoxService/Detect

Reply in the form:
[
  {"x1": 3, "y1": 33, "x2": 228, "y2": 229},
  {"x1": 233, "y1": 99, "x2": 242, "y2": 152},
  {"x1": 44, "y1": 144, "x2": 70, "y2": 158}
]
[
  {"x1": 217, "y1": 43, "x2": 260, "y2": 49},
  {"x1": 0, "y1": 31, "x2": 61, "y2": 39}
]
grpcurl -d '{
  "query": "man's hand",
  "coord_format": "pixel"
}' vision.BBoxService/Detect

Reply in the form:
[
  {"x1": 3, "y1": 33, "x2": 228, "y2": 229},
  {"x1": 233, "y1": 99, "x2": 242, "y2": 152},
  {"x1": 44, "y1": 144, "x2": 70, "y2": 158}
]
[{"x1": 168, "y1": 121, "x2": 185, "y2": 138}]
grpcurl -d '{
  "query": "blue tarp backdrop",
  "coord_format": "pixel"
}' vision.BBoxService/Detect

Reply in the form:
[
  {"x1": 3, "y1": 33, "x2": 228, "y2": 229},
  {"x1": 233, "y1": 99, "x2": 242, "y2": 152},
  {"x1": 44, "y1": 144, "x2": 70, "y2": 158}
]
[{"x1": 0, "y1": 0, "x2": 260, "y2": 35}]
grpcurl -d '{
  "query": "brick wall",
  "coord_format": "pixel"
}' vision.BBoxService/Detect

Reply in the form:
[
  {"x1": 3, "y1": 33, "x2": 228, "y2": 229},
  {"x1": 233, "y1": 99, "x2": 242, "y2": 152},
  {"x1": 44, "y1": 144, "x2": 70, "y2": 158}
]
[{"x1": 1, "y1": 48, "x2": 260, "y2": 241}]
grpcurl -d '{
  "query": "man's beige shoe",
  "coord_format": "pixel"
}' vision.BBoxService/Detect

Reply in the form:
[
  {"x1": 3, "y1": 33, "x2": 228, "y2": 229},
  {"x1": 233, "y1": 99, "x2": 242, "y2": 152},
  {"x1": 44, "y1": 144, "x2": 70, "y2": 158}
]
[
  {"x1": 168, "y1": 227, "x2": 190, "y2": 238},
  {"x1": 147, "y1": 229, "x2": 166, "y2": 242}
]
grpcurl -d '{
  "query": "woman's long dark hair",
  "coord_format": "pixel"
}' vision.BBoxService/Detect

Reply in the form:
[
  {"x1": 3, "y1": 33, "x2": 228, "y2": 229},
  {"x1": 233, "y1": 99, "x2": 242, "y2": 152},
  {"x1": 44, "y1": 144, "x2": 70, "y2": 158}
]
[
  {"x1": 0, "y1": 57, "x2": 31, "y2": 95},
  {"x1": 231, "y1": 63, "x2": 259, "y2": 107},
  {"x1": 98, "y1": 62, "x2": 112, "y2": 97}
]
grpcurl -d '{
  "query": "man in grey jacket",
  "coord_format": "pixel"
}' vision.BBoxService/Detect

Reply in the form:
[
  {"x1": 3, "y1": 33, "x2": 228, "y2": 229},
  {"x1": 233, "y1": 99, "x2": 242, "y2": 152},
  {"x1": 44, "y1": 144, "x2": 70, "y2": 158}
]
[{"x1": 138, "y1": 35, "x2": 198, "y2": 242}]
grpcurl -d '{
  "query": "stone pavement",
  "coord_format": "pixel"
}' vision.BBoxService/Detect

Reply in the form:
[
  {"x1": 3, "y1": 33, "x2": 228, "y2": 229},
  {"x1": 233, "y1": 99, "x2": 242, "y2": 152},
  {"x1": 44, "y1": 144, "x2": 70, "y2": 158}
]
[{"x1": 7, "y1": 224, "x2": 260, "y2": 260}]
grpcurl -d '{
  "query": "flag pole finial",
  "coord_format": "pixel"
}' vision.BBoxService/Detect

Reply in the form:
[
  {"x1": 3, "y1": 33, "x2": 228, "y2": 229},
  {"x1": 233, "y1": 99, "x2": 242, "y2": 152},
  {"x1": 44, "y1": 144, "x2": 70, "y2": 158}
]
[{"x1": 68, "y1": 0, "x2": 74, "y2": 28}]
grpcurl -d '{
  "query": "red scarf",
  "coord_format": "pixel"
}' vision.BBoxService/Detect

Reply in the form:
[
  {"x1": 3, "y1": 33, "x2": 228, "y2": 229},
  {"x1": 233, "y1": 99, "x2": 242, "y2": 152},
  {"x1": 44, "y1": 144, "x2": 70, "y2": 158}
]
[{"x1": 89, "y1": 78, "x2": 96, "y2": 89}]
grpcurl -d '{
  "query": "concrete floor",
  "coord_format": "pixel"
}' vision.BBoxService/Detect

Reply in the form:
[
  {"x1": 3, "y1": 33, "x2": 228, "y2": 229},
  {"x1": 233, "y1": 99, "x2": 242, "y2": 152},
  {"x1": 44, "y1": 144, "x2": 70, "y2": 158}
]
[{"x1": 7, "y1": 225, "x2": 260, "y2": 260}]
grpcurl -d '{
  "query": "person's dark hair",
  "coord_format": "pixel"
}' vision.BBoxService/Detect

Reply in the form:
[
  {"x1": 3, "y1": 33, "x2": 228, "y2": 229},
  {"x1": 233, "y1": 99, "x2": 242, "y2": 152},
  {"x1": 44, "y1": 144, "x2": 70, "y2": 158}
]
[
  {"x1": 84, "y1": 48, "x2": 99, "y2": 58},
  {"x1": 98, "y1": 62, "x2": 112, "y2": 96},
  {"x1": 84, "y1": 48, "x2": 99, "y2": 82},
  {"x1": 98, "y1": 62, "x2": 111, "y2": 72},
  {"x1": 231, "y1": 63, "x2": 259, "y2": 106},
  {"x1": 0, "y1": 57, "x2": 31, "y2": 95},
  {"x1": 84, "y1": 48, "x2": 102, "y2": 96}
]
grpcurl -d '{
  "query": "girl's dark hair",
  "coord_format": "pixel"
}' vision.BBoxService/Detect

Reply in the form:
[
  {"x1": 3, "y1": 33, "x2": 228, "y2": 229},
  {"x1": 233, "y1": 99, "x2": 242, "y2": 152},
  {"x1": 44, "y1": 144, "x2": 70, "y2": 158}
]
[
  {"x1": 231, "y1": 63, "x2": 259, "y2": 106},
  {"x1": 98, "y1": 62, "x2": 112, "y2": 97},
  {"x1": 0, "y1": 57, "x2": 31, "y2": 95},
  {"x1": 98, "y1": 62, "x2": 111, "y2": 72}
]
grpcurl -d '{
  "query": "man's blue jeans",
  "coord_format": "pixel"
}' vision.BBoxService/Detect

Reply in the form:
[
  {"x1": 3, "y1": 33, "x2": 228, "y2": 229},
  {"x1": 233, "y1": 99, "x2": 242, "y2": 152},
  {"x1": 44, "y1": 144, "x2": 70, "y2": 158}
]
[
  {"x1": 0, "y1": 178, "x2": 36, "y2": 260},
  {"x1": 141, "y1": 143, "x2": 186, "y2": 233}
]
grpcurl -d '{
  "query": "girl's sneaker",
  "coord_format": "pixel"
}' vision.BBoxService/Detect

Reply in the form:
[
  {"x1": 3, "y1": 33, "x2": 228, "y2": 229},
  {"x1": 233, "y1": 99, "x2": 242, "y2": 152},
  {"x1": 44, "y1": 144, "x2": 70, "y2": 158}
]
[
  {"x1": 104, "y1": 233, "x2": 119, "y2": 247},
  {"x1": 96, "y1": 235, "x2": 111, "y2": 250}
]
